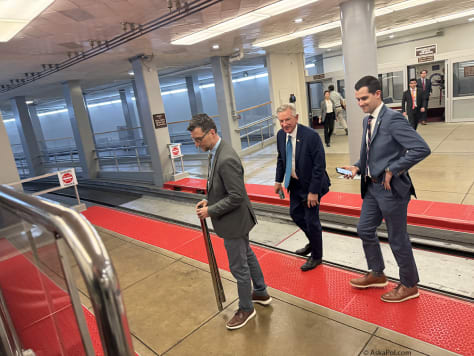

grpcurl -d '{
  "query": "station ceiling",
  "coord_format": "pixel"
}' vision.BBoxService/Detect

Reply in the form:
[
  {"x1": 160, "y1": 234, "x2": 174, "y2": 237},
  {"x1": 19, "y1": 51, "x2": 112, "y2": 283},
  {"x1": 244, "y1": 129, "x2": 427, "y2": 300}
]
[{"x1": 0, "y1": 0, "x2": 473, "y2": 109}]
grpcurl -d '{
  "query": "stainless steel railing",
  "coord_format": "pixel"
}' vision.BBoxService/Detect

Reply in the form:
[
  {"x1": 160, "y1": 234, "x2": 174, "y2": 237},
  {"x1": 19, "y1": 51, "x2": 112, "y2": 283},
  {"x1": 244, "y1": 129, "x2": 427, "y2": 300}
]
[{"x1": 0, "y1": 185, "x2": 134, "y2": 356}]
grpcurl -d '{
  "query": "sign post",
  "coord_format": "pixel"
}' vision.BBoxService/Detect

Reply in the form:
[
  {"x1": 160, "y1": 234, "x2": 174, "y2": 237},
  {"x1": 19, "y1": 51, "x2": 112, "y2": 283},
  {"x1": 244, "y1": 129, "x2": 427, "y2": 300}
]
[{"x1": 167, "y1": 143, "x2": 189, "y2": 181}]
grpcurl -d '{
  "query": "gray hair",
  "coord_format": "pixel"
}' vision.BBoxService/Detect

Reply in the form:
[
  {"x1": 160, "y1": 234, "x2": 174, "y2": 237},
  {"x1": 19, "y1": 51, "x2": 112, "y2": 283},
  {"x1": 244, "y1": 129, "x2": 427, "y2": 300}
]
[{"x1": 276, "y1": 103, "x2": 297, "y2": 116}]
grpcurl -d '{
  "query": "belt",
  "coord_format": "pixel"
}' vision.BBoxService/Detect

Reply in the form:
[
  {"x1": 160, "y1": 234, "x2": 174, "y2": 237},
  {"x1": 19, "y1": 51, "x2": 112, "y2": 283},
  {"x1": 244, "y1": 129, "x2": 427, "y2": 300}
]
[{"x1": 367, "y1": 176, "x2": 382, "y2": 184}]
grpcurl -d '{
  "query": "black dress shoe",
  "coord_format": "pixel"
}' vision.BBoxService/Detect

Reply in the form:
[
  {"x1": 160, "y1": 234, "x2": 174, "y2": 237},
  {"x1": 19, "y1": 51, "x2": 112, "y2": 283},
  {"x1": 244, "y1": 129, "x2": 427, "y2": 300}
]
[
  {"x1": 300, "y1": 257, "x2": 322, "y2": 271},
  {"x1": 295, "y1": 243, "x2": 311, "y2": 256}
]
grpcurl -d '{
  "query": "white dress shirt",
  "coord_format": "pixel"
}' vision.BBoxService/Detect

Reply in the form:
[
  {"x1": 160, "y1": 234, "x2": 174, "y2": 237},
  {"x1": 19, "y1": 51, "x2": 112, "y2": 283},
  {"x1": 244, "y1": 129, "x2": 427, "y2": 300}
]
[
  {"x1": 366, "y1": 102, "x2": 384, "y2": 177},
  {"x1": 286, "y1": 125, "x2": 298, "y2": 179}
]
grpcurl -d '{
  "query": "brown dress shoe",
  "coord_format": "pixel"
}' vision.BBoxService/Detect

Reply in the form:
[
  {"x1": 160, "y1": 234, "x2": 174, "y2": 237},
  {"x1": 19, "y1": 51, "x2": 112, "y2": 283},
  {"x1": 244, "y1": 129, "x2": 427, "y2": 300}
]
[
  {"x1": 226, "y1": 309, "x2": 256, "y2": 330},
  {"x1": 350, "y1": 272, "x2": 388, "y2": 289},
  {"x1": 381, "y1": 284, "x2": 419, "y2": 303},
  {"x1": 252, "y1": 292, "x2": 272, "y2": 306}
]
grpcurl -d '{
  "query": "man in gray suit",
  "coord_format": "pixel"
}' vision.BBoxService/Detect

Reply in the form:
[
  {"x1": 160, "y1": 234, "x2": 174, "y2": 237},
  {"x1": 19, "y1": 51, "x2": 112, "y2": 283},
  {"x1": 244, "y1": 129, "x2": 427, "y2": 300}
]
[
  {"x1": 188, "y1": 114, "x2": 271, "y2": 330},
  {"x1": 343, "y1": 76, "x2": 430, "y2": 303}
]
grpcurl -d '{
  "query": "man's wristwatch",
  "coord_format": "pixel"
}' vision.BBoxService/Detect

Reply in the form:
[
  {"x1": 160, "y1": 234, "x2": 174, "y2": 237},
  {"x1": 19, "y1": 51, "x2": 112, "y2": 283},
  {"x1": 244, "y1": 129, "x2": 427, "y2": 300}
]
[{"x1": 385, "y1": 167, "x2": 391, "y2": 174}]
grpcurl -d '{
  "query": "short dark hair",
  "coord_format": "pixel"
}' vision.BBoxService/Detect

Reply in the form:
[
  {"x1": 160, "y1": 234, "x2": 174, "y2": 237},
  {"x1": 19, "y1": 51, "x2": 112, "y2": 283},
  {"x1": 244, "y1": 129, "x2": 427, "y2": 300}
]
[
  {"x1": 409, "y1": 78, "x2": 417, "y2": 83},
  {"x1": 328, "y1": 85, "x2": 335, "y2": 91},
  {"x1": 187, "y1": 113, "x2": 217, "y2": 133},
  {"x1": 323, "y1": 90, "x2": 330, "y2": 95},
  {"x1": 354, "y1": 75, "x2": 381, "y2": 94},
  {"x1": 420, "y1": 69, "x2": 428, "y2": 74}
]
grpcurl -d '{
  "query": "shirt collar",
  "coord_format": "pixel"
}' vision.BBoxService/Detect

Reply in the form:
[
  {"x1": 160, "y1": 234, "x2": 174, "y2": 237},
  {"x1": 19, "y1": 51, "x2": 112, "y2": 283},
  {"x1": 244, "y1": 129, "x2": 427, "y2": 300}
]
[
  {"x1": 210, "y1": 138, "x2": 221, "y2": 155},
  {"x1": 287, "y1": 124, "x2": 298, "y2": 138},
  {"x1": 370, "y1": 102, "x2": 384, "y2": 121}
]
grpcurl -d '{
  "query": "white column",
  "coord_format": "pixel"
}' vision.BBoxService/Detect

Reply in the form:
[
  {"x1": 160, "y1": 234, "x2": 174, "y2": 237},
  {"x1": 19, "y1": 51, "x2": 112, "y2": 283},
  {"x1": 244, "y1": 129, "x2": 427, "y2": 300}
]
[
  {"x1": 0, "y1": 113, "x2": 20, "y2": 184},
  {"x1": 266, "y1": 52, "x2": 309, "y2": 128},
  {"x1": 28, "y1": 104, "x2": 48, "y2": 161},
  {"x1": 186, "y1": 74, "x2": 204, "y2": 116},
  {"x1": 211, "y1": 56, "x2": 241, "y2": 153},
  {"x1": 340, "y1": 0, "x2": 378, "y2": 163},
  {"x1": 10, "y1": 96, "x2": 44, "y2": 176},
  {"x1": 119, "y1": 88, "x2": 137, "y2": 143},
  {"x1": 63, "y1": 80, "x2": 99, "y2": 178},
  {"x1": 131, "y1": 55, "x2": 172, "y2": 186}
]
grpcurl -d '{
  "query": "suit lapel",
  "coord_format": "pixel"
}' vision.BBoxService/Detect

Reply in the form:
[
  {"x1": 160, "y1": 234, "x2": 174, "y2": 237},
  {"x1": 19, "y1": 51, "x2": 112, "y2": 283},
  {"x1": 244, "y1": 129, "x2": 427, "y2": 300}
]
[
  {"x1": 207, "y1": 142, "x2": 223, "y2": 192},
  {"x1": 295, "y1": 124, "x2": 302, "y2": 165},
  {"x1": 370, "y1": 105, "x2": 385, "y2": 142}
]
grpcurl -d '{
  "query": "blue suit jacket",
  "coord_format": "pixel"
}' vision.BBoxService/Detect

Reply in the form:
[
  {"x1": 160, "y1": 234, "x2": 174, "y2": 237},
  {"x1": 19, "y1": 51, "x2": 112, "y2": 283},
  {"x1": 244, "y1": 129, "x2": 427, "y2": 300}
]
[
  {"x1": 354, "y1": 105, "x2": 431, "y2": 199},
  {"x1": 276, "y1": 124, "x2": 330, "y2": 198}
]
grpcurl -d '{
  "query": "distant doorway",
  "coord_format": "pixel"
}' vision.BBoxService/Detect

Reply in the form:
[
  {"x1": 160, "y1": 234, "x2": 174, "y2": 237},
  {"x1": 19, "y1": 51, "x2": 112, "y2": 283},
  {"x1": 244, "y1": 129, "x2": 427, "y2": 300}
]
[{"x1": 408, "y1": 61, "x2": 446, "y2": 122}]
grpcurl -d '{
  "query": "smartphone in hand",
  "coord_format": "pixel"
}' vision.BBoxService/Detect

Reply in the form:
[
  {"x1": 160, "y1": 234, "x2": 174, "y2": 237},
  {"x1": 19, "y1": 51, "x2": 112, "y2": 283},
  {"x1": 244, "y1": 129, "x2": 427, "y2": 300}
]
[
  {"x1": 336, "y1": 167, "x2": 353, "y2": 175},
  {"x1": 278, "y1": 189, "x2": 285, "y2": 199}
]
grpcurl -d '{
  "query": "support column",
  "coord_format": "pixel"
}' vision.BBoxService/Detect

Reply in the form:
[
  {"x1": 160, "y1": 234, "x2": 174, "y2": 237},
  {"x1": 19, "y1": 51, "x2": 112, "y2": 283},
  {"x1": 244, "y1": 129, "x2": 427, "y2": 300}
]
[
  {"x1": 28, "y1": 104, "x2": 48, "y2": 161},
  {"x1": 10, "y1": 96, "x2": 44, "y2": 176},
  {"x1": 0, "y1": 113, "x2": 20, "y2": 184},
  {"x1": 119, "y1": 88, "x2": 138, "y2": 143},
  {"x1": 63, "y1": 80, "x2": 99, "y2": 178},
  {"x1": 185, "y1": 73, "x2": 204, "y2": 116},
  {"x1": 340, "y1": 0, "x2": 378, "y2": 163},
  {"x1": 266, "y1": 52, "x2": 309, "y2": 128},
  {"x1": 211, "y1": 56, "x2": 241, "y2": 153},
  {"x1": 130, "y1": 55, "x2": 172, "y2": 186}
]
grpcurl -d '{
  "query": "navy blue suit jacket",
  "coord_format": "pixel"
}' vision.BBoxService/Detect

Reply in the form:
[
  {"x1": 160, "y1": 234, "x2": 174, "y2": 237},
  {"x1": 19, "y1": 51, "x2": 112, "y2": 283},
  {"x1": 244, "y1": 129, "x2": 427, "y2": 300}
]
[
  {"x1": 276, "y1": 124, "x2": 330, "y2": 198},
  {"x1": 354, "y1": 105, "x2": 431, "y2": 199}
]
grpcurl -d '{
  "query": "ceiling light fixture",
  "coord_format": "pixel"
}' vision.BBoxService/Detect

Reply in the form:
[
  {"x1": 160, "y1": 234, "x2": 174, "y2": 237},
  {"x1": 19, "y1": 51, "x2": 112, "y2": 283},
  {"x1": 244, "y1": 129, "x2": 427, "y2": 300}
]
[
  {"x1": 469, "y1": 17, "x2": 474, "y2": 22},
  {"x1": 212, "y1": 44, "x2": 220, "y2": 50},
  {"x1": 389, "y1": 34, "x2": 395, "y2": 38},
  {"x1": 0, "y1": 0, "x2": 55, "y2": 42},
  {"x1": 319, "y1": 8, "x2": 474, "y2": 48},
  {"x1": 253, "y1": 0, "x2": 436, "y2": 48},
  {"x1": 171, "y1": 0, "x2": 320, "y2": 45},
  {"x1": 294, "y1": 18, "x2": 303, "y2": 23}
]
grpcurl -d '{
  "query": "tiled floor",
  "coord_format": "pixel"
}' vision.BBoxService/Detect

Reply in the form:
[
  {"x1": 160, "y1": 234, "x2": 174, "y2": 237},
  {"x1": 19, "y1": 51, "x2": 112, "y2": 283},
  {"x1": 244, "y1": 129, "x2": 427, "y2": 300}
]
[
  {"x1": 184, "y1": 122, "x2": 474, "y2": 205},
  {"x1": 75, "y1": 227, "x2": 458, "y2": 356}
]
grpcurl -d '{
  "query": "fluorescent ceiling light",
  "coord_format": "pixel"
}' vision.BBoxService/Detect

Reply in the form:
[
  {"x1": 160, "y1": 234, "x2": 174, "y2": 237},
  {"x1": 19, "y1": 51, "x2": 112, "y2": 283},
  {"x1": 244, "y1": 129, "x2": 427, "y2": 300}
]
[
  {"x1": 212, "y1": 44, "x2": 220, "y2": 50},
  {"x1": 469, "y1": 17, "x2": 474, "y2": 22},
  {"x1": 171, "y1": 0, "x2": 319, "y2": 45},
  {"x1": 305, "y1": 63, "x2": 315, "y2": 68},
  {"x1": 294, "y1": 18, "x2": 303, "y2": 24},
  {"x1": 0, "y1": 0, "x2": 55, "y2": 42},
  {"x1": 254, "y1": 0, "x2": 436, "y2": 48},
  {"x1": 319, "y1": 9, "x2": 474, "y2": 48}
]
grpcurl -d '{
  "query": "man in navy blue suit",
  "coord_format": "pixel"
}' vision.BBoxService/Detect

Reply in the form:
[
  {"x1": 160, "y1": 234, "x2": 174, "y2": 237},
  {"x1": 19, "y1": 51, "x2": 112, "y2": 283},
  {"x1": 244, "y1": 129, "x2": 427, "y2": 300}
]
[
  {"x1": 274, "y1": 103, "x2": 330, "y2": 271},
  {"x1": 343, "y1": 76, "x2": 430, "y2": 303}
]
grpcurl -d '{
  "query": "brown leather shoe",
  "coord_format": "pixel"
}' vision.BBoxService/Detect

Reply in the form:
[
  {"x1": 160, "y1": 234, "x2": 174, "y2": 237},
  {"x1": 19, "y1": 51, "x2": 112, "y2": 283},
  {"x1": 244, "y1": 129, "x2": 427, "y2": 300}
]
[
  {"x1": 350, "y1": 272, "x2": 388, "y2": 289},
  {"x1": 252, "y1": 292, "x2": 272, "y2": 306},
  {"x1": 381, "y1": 284, "x2": 419, "y2": 303},
  {"x1": 226, "y1": 309, "x2": 256, "y2": 330}
]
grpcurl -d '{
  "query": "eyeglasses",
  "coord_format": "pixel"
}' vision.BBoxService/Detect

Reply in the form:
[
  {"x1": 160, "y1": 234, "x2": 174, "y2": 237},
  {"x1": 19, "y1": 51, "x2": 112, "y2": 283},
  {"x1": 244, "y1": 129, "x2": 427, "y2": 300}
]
[{"x1": 192, "y1": 130, "x2": 210, "y2": 143}]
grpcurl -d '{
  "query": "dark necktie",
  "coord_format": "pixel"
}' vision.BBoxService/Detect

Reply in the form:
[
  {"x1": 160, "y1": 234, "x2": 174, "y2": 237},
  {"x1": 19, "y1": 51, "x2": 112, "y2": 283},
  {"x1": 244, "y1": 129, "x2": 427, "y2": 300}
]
[
  {"x1": 284, "y1": 136, "x2": 292, "y2": 189},
  {"x1": 422, "y1": 79, "x2": 425, "y2": 91},
  {"x1": 207, "y1": 152, "x2": 213, "y2": 190},
  {"x1": 366, "y1": 115, "x2": 374, "y2": 176}
]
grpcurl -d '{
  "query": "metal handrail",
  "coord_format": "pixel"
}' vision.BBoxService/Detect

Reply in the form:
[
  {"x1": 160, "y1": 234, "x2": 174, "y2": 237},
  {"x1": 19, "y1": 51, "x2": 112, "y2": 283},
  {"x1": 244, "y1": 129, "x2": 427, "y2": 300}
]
[
  {"x1": 235, "y1": 115, "x2": 275, "y2": 131},
  {"x1": 0, "y1": 185, "x2": 134, "y2": 356}
]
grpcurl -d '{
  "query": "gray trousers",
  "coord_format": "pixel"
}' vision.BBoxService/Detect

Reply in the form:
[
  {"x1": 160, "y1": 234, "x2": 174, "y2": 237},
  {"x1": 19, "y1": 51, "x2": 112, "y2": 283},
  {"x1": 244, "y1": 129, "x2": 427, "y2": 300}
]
[
  {"x1": 223, "y1": 237, "x2": 268, "y2": 312},
  {"x1": 357, "y1": 182, "x2": 419, "y2": 287}
]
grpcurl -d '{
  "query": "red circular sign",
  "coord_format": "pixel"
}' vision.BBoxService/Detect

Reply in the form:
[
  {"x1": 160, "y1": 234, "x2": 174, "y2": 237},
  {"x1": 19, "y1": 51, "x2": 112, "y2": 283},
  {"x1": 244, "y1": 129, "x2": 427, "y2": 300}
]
[
  {"x1": 172, "y1": 146, "x2": 180, "y2": 156},
  {"x1": 62, "y1": 172, "x2": 73, "y2": 184}
]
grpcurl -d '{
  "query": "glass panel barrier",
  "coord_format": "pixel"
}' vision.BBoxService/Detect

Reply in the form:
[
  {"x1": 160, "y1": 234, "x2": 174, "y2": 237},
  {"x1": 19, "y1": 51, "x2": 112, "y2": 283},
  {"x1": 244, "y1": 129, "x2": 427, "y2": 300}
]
[{"x1": 0, "y1": 185, "x2": 134, "y2": 356}]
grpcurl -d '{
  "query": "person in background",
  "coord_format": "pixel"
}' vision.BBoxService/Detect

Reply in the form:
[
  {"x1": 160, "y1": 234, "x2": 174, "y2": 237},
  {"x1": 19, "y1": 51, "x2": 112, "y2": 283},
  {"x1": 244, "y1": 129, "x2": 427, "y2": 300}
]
[
  {"x1": 401, "y1": 78, "x2": 425, "y2": 130},
  {"x1": 188, "y1": 114, "x2": 272, "y2": 330},
  {"x1": 319, "y1": 90, "x2": 336, "y2": 147},
  {"x1": 328, "y1": 84, "x2": 348, "y2": 135},
  {"x1": 274, "y1": 103, "x2": 330, "y2": 271},
  {"x1": 417, "y1": 69, "x2": 432, "y2": 125},
  {"x1": 342, "y1": 76, "x2": 430, "y2": 303}
]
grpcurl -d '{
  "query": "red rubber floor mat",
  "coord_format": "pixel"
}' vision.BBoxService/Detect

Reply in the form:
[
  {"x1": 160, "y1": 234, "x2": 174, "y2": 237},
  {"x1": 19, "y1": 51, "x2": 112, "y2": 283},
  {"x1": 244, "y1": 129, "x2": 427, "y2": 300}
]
[{"x1": 82, "y1": 206, "x2": 474, "y2": 355}]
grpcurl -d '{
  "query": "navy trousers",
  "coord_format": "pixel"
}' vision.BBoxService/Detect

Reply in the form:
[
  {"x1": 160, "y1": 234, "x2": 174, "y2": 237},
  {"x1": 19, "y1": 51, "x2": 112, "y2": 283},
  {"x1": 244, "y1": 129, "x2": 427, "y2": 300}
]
[
  {"x1": 289, "y1": 178, "x2": 323, "y2": 259},
  {"x1": 357, "y1": 181, "x2": 419, "y2": 287}
]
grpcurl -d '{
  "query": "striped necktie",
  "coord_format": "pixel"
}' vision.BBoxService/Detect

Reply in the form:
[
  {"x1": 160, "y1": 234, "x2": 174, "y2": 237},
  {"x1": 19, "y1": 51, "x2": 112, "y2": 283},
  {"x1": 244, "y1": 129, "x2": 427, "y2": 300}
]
[{"x1": 366, "y1": 115, "x2": 374, "y2": 176}]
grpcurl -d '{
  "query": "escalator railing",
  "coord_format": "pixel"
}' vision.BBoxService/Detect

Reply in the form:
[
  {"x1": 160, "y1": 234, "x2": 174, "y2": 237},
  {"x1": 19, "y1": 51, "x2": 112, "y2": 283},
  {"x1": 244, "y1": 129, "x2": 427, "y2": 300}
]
[{"x1": 0, "y1": 184, "x2": 134, "y2": 356}]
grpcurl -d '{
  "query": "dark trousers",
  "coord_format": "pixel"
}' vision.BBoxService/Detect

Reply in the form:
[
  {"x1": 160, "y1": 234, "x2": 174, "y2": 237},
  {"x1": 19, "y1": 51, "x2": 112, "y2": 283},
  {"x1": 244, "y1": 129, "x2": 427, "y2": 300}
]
[
  {"x1": 323, "y1": 112, "x2": 335, "y2": 145},
  {"x1": 420, "y1": 97, "x2": 429, "y2": 122},
  {"x1": 357, "y1": 181, "x2": 419, "y2": 287},
  {"x1": 407, "y1": 109, "x2": 420, "y2": 130},
  {"x1": 289, "y1": 178, "x2": 323, "y2": 259}
]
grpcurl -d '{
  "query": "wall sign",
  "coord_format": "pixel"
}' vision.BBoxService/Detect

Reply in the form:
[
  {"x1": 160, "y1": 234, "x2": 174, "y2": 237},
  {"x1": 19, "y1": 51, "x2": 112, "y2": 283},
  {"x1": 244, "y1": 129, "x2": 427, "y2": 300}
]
[
  {"x1": 418, "y1": 55, "x2": 434, "y2": 63},
  {"x1": 415, "y1": 44, "x2": 437, "y2": 57},
  {"x1": 58, "y1": 169, "x2": 77, "y2": 187},
  {"x1": 464, "y1": 66, "x2": 474, "y2": 77},
  {"x1": 153, "y1": 113, "x2": 167, "y2": 129}
]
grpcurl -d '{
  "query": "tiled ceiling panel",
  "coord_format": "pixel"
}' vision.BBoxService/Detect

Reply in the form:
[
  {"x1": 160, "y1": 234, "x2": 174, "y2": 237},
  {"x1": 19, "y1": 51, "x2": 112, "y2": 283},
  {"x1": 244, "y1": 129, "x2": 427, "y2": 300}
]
[{"x1": 0, "y1": 0, "x2": 472, "y2": 105}]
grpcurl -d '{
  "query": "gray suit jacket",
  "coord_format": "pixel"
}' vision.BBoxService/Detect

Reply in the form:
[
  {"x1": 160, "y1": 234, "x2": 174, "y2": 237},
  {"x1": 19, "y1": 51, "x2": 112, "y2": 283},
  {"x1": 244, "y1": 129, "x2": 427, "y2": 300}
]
[
  {"x1": 320, "y1": 98, "x2": 336, "y2": 123},
  {"x1": 207, "y1": 140, "x2": 257, "y2": 239},
  {"x1": 354, "y1": 105, "x2": 431, "y2": 199}
]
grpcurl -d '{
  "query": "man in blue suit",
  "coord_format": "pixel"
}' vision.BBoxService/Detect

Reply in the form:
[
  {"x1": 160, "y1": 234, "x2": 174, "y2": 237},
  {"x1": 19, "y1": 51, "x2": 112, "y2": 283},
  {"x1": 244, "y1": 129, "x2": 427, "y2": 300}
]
[
  {"x1": 343, "y1": 76, "x2": 430, "y2": 303},
  {"x1": 274, "y1": 103, "x2": 330, "y2": 271}
]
